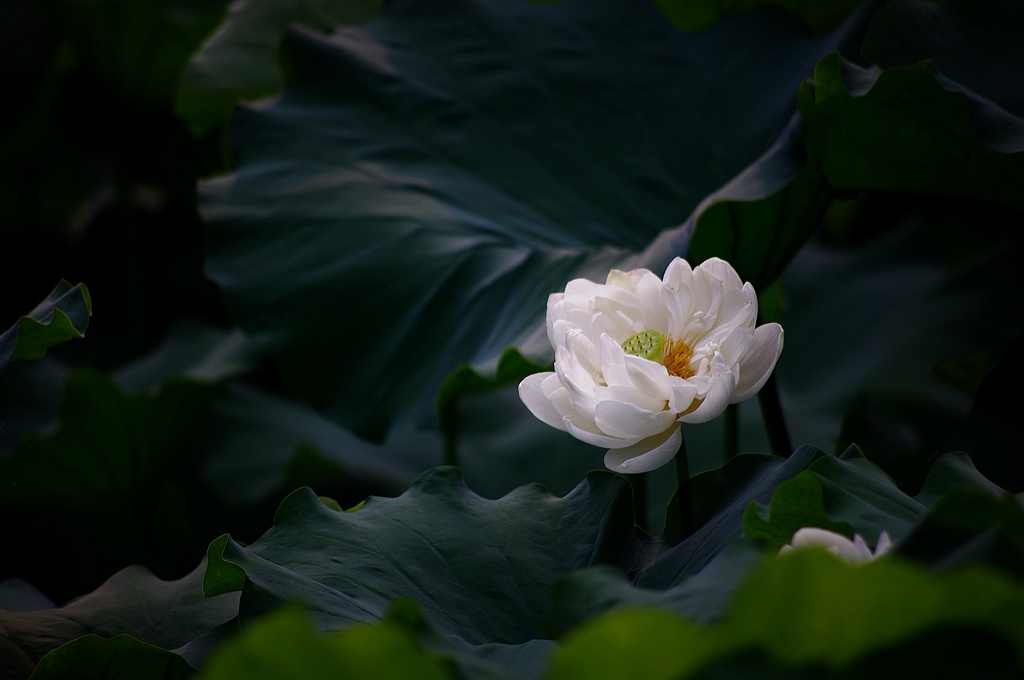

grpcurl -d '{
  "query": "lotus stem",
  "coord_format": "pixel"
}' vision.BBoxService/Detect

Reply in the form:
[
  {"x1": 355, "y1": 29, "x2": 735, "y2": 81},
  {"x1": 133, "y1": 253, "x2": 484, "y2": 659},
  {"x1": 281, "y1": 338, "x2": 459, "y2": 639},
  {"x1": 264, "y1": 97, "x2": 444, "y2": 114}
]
[
  {"x1": 441, "y1": 405, "x2": 460, "y2": 468},
  {"x1": 758, "y1": 372, "x2": 792, "y2": 457},
  {"x1": 723, "y1": 404, "x2": 738, "y2": 464},
  {"x1": 674, "y1": 428, "x2": 692, "y2": 537},
  {"x1": 630, "y1": 473, "x2": 647, "y2": 530}
]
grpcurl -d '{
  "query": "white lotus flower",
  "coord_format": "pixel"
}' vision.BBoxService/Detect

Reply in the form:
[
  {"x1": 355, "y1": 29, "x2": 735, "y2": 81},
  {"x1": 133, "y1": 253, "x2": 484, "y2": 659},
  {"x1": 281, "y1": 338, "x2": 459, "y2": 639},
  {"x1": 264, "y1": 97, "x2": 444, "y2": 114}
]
[
  {"x1": 518, "y1": 257, "x2": 783, "y2": 474},
  {"x1": 779, "y1": 527, "x2": 893, "y2": 564}
]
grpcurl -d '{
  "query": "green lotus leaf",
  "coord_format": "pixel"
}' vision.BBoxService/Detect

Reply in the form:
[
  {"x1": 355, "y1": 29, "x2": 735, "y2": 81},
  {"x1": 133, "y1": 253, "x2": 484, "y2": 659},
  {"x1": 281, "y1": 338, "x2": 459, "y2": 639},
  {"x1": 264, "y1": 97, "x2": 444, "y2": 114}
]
[
  {"x1": 28, "y1": 635, "x2": 194, "y2": 680},
  {"x1": 0, "y1": 281, "x2": 90, "y2": 427},
  {"x1": 798, "y1": 52, "x2": 1024, "y2": 211},
  {"x1": 0, "y1": 562, "x2": 238, "y2": 680},
  {"x1": 862, "y1": 0, "x2": 1024, "y2": 119},
  {"x1": 653, "y1": 0, "x2": 864, "y2": 35},
  {"x1": 0, "y1": 369, "x2": 217, "y2": 602},
  {"x1": 197, "y1": 605, "x2": 452, "y2": 680},
  {"x1": 549, "y1": 552, "x2": 1024, "y2": 678},
  {"x1": 176, "y1": 0, "x2": 383, "y2": 134},
  {"x1": 202, "y1": 0, "x2": 865, "y2": 439},
  {"x1": 203, "y1": 467, "x2": 635, "y2": 639}
]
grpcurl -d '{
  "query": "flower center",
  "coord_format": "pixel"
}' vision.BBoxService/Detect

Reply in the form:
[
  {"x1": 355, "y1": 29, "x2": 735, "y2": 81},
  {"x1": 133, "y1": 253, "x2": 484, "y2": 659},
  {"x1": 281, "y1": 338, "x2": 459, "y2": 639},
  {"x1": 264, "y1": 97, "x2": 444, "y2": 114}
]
[{"x1": 622, "y1": 330, "x2": 695, "y2": 379}]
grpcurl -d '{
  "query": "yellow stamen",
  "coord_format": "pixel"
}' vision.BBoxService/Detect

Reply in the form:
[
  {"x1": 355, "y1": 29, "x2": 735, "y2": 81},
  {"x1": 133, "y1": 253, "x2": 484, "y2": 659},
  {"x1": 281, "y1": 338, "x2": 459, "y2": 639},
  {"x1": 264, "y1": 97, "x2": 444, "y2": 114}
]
[{"x1": 663, "y1": 337, "x2": 695, "y2": 379}]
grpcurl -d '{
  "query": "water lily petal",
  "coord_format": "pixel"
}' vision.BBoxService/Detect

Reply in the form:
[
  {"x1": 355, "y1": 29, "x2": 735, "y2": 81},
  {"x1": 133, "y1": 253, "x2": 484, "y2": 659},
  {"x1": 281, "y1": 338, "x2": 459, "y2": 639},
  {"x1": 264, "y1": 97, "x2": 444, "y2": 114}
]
[
  {"x1": 679, "y1": 354, "x2": 736, "y2": 423},
  {"x1": 667, "y1": 376, "x2": 699, "y2": 413},
  {"x1": 594, "y1": 400, "x2": 677, "y2": 439},
  {"x1": 518, "y1": 373, "x2": 567, "y2": 431},
  {"x1": 623, "y1": 353, "x2": 669, "y2": 394},
  {"x1": 565, "y1": 415, "x2": 640, "y2": 448},
  {"x1": 731, "y1": 322, "x2": 784, "y2": 402},
  {"x1": 604, "y1": 424, "x2": 681, "y2": 474}
]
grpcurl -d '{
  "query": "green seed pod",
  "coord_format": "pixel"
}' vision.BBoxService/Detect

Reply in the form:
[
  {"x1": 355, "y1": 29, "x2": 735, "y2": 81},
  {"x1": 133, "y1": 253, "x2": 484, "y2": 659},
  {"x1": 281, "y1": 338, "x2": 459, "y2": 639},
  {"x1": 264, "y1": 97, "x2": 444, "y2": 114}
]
[{"x1": 621, "y1": 329, "x2": 664, "y2": 362}]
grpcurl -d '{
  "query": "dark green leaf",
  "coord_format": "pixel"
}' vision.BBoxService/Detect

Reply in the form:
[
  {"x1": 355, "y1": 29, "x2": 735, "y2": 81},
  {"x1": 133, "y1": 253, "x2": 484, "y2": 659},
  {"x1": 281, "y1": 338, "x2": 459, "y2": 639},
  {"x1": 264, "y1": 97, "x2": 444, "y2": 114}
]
[
  {"x1": 652, "y1": 0, "x2": 864, "y2": 35},
  {"x1": 0, "y1": 562, "x2": 238, "y2": 680},
  {"x1": 204, "y1": 468, "x2": 635, "y2": 643},
  {"x1": 198, "y1": 606, "x2": 453, "y2": 680},
  {"x1": 862, "y1": 0, "x2": 1024, "y2": 118},
  {"x1": 28, "y1": 635, "x2": 193, "y2": 680},
  {"x1": 549, "y1": 552, "x2": 1024, "y2": 678},
  {"x1": 742, "y1": 471, "x2": 853, "y2": 547},
  {"x1": 202, "y1": 0, "x2": 864, "y2": 438},
  {"x1": 640, "y1": 447, "x2": 824, "y2": 588},
  {"x1": 798, "y1": 53, "x2": 1024, "y2": 211},
  {"x1": 0, "y1": 281, "x2": 90, "y2": 427},
  {"x1": 0, "y1": 369, "x2": 218, "y2": 601},
  {"x1": 687, "y1": 115, "x2": 830, "y2": 290},
  {"x1": 176, "y1": 0, "x2": 383, "y2": 134},
  {"x1": 57, "y1": 0, "x2": 229, "y2": 106}
]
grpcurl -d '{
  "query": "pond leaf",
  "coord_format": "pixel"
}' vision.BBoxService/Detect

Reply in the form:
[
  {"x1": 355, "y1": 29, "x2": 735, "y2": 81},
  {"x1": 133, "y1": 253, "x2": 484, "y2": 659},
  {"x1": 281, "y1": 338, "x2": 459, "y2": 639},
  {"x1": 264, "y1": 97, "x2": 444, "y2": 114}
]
[
  {"x1": 0, "y1": 281, "x2": 90, "y2": 427},
  {"x1": 0, "y1": 562, "x2": 238, "y2": 680},
  {"x1": 28, "y1": 635, "x2": 194, "y2": 680},
  {"x1": 204, "y1": 467, "x2": 636, "y2": 644},
  {"x1": 798, "y1": 52, "x2": 1024, "y2": 211},
  {"x1": 176, "y1": 0, "x2": 383, "y2": 133},
  {"x1": 202, "y1": 0, "x2": 865, "y2": 438}
]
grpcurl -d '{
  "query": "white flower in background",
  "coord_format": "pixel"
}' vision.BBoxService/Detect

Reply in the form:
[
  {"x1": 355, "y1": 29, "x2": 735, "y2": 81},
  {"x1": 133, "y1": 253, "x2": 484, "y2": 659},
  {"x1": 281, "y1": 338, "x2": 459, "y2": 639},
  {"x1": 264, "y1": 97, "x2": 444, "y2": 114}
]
[
  {"x1": 779, "y1": 527, "x2": 893, "y2": 565},
  {"x1": 518, "y1": 257, "x2": 783, "y2": 474}
]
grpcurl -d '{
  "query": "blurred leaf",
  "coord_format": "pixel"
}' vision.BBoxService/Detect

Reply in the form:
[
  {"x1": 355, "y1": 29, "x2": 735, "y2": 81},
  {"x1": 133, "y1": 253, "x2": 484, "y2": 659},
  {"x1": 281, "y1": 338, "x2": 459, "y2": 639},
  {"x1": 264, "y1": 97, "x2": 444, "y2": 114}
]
[
  {"x1": 0, "y1": 369, "x2": 217, "y2": 601},
  {"x1": 54, "y1": 0, "x2": 229, "y2": 106},
  {"x1": 549, "y1": 552, "x2": 1024, "y2": 678},
  {"x1": 776, "y1": 205, "x2": 1024, "y2": 478},
  {"x1": 0, "y1": 281, "x2": 90, "y2": 427},
  {"x1": 202, "y1": 0, "x2": 865, "y2": 439},
  {"x1": 176, "y1": 0, "x2": 383, "y2": 134},
  {"x1": 0, "y1": 370, "x2": 210, "y2": 507},
  {"x1": 548, "y1": 608, "x2": 717, "y2": 680},
  {"x1": 198, "y1": 606, "x2": 452, "y2": 680},
  {"x1": 28, "y1": 635, "x2": 193, "y2": 680},
  {"x1": 198, "y1": 383, "x2": 437, "y2": 508},
  {"x1": 798, "y1": 53, "x2": 1024, "y2": 211},
  {"x1": 652, "y1": 0, "x2": 864, "y2": 35},
  {"x1": 112, "y1": 323, "x2": 258, "y2": 390},
  {"x1": 0, "y1": 562, "x2": 238, "y2": 680},
  {"x1": 861, "y1": 0, "x2": 1024, "y2": 118},
  {"x1": 204, "y1": 468, "x2": 636, "y2": 642}
]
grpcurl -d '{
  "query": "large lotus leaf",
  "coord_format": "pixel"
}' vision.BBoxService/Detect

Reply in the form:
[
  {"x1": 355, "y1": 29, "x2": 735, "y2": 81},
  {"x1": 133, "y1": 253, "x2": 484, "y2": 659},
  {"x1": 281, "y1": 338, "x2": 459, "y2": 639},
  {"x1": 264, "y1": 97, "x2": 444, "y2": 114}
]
[
  {"x1": 549, "y1": 552, "x2": 1024, "y2": 678},
  {"x1": 743, "y1": 453, "x2": 926, "y2": 547},
  {"x1": 862, "y1": 0, "x2": 1024, "y2": 118},
  {"x1": 56, "y1": 0, "x2": 229, "y2": 106},
  {"x1": 112, "y1": 323, "x2": 259, "y2": 391},
  {"x1": 798, "y1": 53, "x2": 1024, "y2": 212},
  {"x1": 198, "y1": 383, "x2": 438, "y2": 506},
  {"x1": 636, "y1": 447, "x2": 824, "y2": 588},
  {"x1": 653, "y1": 0, "x2": 864, "y2": 35},
  {"x1": 176, "y1": 0, "x2": 383, "y2": 134},
  {"x1": 0, "y1": 281, "x2": 90, "y2": 427},
  {"x1": 941, "y1": 334, "x2": 1024, "y2": 492},
  {"x1": 27, "y1": 635, "x2": 193, "y2": 680},
  {"x1": 0, "y1": 562, "x2": 238, "y2": 680},
  {"x1": 0, "y1": 368, "x2": 218, "y2": 602},
  {"x1": 545, "y1": 540, "x2": 766, "y2": 637},
  {"x1": 686, "y1": 114, "x2": 830, "y2": 291},
  {"x1": 204, "y1": 468, "x2": 636, "y2": 645},
  {"x1": 774, "y1": 207, "x2": 1024, "y2": 474},
  {"x1": 202, "y1": 0, "x2": 866, "y2": 439}
]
